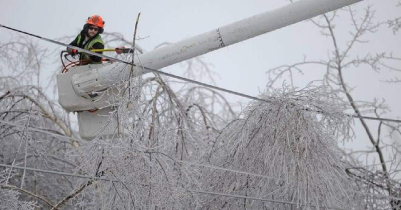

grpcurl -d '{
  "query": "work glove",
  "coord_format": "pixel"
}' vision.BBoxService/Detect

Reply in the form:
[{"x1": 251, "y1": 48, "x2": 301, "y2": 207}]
[
  {"x1": 67, "y1": 48, "x2": 78, "y2": 56},
  {"x1": 116, "y1": 47, "x2": 133, "y2": 54},
  {"x1": 115, "y1": 46, "x2": 125, "y2": 54}
]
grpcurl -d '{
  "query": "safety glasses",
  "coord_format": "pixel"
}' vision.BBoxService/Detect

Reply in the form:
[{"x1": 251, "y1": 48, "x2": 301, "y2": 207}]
[{"x1": 88, "y1": 27, "x2": 99, "y2": 32}]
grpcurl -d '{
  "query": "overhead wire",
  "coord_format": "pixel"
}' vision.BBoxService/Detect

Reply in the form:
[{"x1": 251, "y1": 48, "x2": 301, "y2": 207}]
[
  {"x1": 1, "y1": 119, "x2": 401, "y2": 203},
  {"x1": 0, "y1": 119, "x2": 282, "y2": 181},
  {"x1": 0, "y1": 24, "x2": 401, "y2": 124},
  {"x1": 0, "y1": 163, "x2": 116, "y2": 182},
  {"x1": 191, "y1": 190, "x2": 345, "y2": 210},
  {"x1": 0, "y1": 119, "x2": 86, "y2": 145},
  {"x1": 1, "y1": 163, "x2": 400, "y2": 207},
  {"x1": 0, "y1": 163, "x2": 321, "y2": 208},
  {"x1": 175, "y1": 159, "x2": 284, "y2": 181}
]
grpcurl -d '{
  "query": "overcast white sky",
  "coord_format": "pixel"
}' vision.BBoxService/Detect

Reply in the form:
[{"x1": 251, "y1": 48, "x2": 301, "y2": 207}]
[{"x1": 1, "y1": 0, "x2": 400, "y2": 150}]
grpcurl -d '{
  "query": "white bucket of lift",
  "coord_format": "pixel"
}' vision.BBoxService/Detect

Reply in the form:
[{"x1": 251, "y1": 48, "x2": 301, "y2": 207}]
[{"x1": 78, "y1": 106, "x2": 129, "y2": 140}]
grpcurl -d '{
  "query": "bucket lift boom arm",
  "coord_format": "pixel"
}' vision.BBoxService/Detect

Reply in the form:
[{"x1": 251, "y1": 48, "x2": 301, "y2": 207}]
[
  {"x1": 64, "y1": 0, "x2": 362, "y2": 109},
  {"x1": 56, "y1": 0, "x2": 362, "y2": 139}
]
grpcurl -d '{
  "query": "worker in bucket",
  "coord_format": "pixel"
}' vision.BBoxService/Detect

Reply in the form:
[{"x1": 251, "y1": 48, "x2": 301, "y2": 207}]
[{"x1": 67, "y1": 15, "x2": 105, "y2": 64}]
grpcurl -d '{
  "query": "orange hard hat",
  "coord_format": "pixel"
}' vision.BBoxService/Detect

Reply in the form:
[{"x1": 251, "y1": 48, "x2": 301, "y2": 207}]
[{"x1": 86, "y1": 15, "x2": 104, "y2": 28}]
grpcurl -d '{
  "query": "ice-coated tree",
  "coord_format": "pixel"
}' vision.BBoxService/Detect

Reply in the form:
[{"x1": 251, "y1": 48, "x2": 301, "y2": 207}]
[
  {"x1": 267, "y1": 0, "x2": 401, "y2": 209},
  {"x1": 1, "y1": 1, "x2": 401, "y2": 210}
]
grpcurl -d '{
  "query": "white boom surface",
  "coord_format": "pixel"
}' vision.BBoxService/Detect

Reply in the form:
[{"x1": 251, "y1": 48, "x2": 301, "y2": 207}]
[
  {"x1": 89, "y1": 0, "x2": 362, "y2": 93},
  {"x1": 131, "y1": 0, "x2": 362, "y2": 70}
]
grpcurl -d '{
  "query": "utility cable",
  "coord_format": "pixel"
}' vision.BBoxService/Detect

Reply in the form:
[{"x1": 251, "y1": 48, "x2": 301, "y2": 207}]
[
  {"x1": 2, "y1": 118, "x2": 401, "y2": 200},
  {"x1": 1, "y1": 160, "x2": 400, "y2": 202},
  {"x1": 0, "y1": 164, "x2": 330, "y2": 208},
  {"x1": 0, "y1": 119, "x2": 86, "y2": 145},
  {"x1": 0, "y1": 24, "x2": 120, "y2": 65},
  {"x1": 175, "y1": 160, "x2": 284, "y2": 181},
  {"x1": 1, "y1": 24, "x2": 400, "y2": 124},
  {"x1": 1, "y1": 121, "x2": 400, "y2": 203},
  {"x1": 191, "y1": 190, "x2": 344, "y2": 210},
  {"x1": 0, "y1": 119, "x2": 282, "y2": 181},
  {"x1": 0, "y1": 163, "x2": 116, "y2": 182},
  {"x1": 1, "y1": 162, "x2": 398, "y2": 208}
]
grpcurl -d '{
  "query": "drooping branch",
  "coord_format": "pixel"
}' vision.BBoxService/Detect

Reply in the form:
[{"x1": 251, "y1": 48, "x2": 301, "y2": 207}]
[{"x1": 1, "y1": 184, "x2": 55, "y2": 209}]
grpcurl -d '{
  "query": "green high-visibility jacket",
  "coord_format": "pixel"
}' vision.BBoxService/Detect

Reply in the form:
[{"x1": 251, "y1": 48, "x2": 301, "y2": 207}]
[{"x1": 75, "y1": 34, "x2": 104, "y2": 64}]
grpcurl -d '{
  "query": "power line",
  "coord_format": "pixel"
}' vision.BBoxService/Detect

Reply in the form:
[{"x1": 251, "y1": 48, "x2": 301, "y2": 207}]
[
  {"x1": 1, "y1": 24, "x2": 400, "y2": 124},
  {"x1": 0, "y1": 119, "x2": 86, "y2": 144},
  {"x1": 191, "y1": 190, "x2": 344, "y2": 210},
  {"x1": 0, "y1": 119, "x2": 282, "y2": 181},
  {"x1": 0, "y1": 163, "x2": 330, "y2": 208},
  {"x1": 348, "y1": 189, "x2": 401, "y2": 201},
  {"x1": 2, "y1": 158, "x2": 396, "y2": 208},
  {"x1": 3, "y1": 117, "x2": 401, "y2": 202},
  {"x1": 3, "y1": 118, "x2": 401, "y2": 200},
  {"x1": 176, "y1": 160, "x2": 284, "y2": 181},
  {"x1": 351, "y1": 115, "x2": 401, "y2": 123},
  {"x1": 194, "y1": 188, "x2": 401, "y2": 204},
  {"x1": 1, "y1": 160, "x2": 401, "y2": 202},
  {"x1": 2, "y1": 162, "x2": 400, "y2": 207},
  {"x1": 0, "y1": 24, "x2": 120, "y2": 65},
  {"x1": 0, "y1": 163, "x2": 116, "y2": 182}
]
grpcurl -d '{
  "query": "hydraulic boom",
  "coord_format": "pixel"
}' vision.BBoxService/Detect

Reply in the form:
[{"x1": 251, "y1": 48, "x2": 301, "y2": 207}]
[{"x1": 56, "y1": 0, "x2": 362, "y2": 139}]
